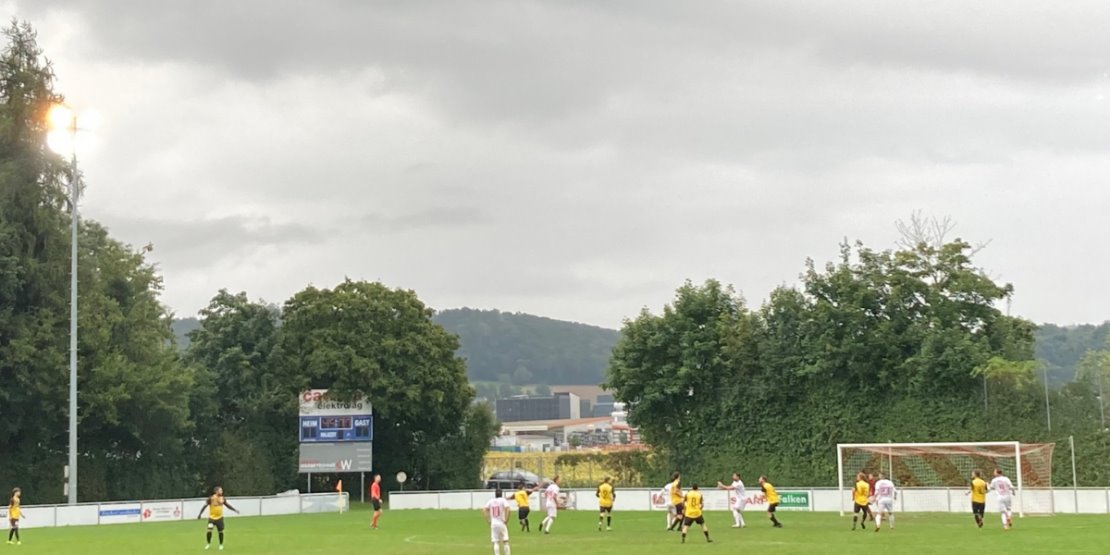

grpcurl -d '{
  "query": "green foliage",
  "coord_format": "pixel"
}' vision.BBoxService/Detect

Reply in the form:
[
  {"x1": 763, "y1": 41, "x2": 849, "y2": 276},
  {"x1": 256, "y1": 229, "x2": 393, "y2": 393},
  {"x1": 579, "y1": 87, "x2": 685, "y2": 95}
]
[
  {"x1": 1035, "y1": 322, "x2": 1110, "y2": 385},
  {"x1": 280, "y1": 280, "x2": 487, "y2": 491},
  {"x1": 0, "y1": 21, "x2": 192, "y2": 502},
  {"x1": 434, "y1": 308, "x2": 619, "y2": 385},
  {"x1": 606, "y1": 237, "x2": 1092, "y2": 485}
]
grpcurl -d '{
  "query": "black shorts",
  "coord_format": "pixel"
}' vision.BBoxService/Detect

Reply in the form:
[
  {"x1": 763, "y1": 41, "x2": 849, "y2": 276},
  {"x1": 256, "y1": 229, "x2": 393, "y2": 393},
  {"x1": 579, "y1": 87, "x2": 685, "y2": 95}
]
[
  {"x1": 972, "y1": 502, "x2": 985, "y2": 516},
  {"x1": 854, "y1": 503, "x2": 871, "y2": 514},
  {"x1": 599, "y1": 505, "x2": 613, "y2": 514},
  {"x1": 207, "y1": 518, "x2": 225, "y2": 532},
  {"x1": 372, "y1": 499, "x2": 382, "y2": 511},
  {"x1": 767, "y1": 503, "x2": 779, "y2": 513},
  {"x1": 518, "y1": 507, "x2": 530, "y2": 520},
  {"x1": 682, "y1": 515, "x2": 705, "y2": 526},
  {"x1": 674, "y1": 502, "x2": 685, "y2": 515}
]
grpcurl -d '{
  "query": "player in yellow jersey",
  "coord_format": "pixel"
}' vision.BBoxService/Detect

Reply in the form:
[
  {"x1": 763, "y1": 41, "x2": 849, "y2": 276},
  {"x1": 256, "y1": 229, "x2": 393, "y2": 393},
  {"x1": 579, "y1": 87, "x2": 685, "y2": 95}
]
[
  {"x1": 680, "y1": 484, "x2": 712, "y2": 543},
  {"x1": 758, "y1": 475, "x2": 783, "y2": 528},
  {"x1": 968, "y1": 470, "x2": 988, "y2": 528},
  {"x1": 197, "y1": 486, "x2": 240, "y2": 551},
  {"x1": 513, "y1": 483, "x2": 533, "y2": 532},
  {"x1": 851, "y1": 472, "x2": 873, "y2": 530},
  {"x1": 666, "y1": 472, "x2": 684, "y2": 531},
  {"x1": 596, "y1": 477, "x2": 616, "y2": 531},
  {"x1": 6, "y1": 488, "x2": 22, "y2": 545}
]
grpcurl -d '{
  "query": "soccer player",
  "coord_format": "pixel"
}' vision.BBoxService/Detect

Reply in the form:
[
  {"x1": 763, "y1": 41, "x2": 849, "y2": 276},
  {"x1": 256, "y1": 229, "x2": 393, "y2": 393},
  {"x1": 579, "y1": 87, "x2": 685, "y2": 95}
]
[
  {"x1": 370, "y1": 474, "x2": 383, "y2": 529},
  {"x1": 867, "y1": 472, "x2": 878, "y2": 521},
  {"x1": 758, "y1": 475, "x2": 783, "y2": 528},
  {"x1": 197, "y1": 486, "x2": 239, "y2": 551},
  {"x1": 851, "y1": 472, "x2": 872, "y2": 530},
  {"x1": 716, "y1": 473, "x2": 747, "y2": 528},
  {"x1": 540, "y1": 476, "x2": 561, "y2": 534},
  {"x1": 989, "y1": 469, "x2": 1015, "y2": 530},
  {"x1": 680, "y1": 484, "x2": 712, "y2": 544},
  {"x1": 969, "y1": 470, "x2": 988, "y2": 528},
  {"x1": 872, "y1": 472, "x2": 896, "y2": 532},
  {"x1": 482, "y1": 488, "x2": 512, "y2": 555},
  {"x1": 657, "y1": 479, "x2": 675, "y2": 530},
  {"x1": 513, "y1": 483, "x2": 532, "y2": 532},
  {"x1": 667, "y1": 472, "x2": 684, "y2": 531},
  {"x1": 596, "y1": 477, "x2": 615, "y2": 531},
  {"x1": 6, "y1": 488, "x2": 22, "y2": 545}
]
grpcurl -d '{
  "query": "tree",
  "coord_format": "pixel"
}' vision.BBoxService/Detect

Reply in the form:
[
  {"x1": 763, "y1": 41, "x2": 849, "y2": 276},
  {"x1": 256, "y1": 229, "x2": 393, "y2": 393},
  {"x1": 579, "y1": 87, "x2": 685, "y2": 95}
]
[
  {"x1": 279, "y1": 280, "x2": 492, "y2": 490},
  {"x1": 0, "y1": 21, "x2": 193, "y2": 502},
  {"x1": 607, "y1": 231, "x2": 1044, "y2": 485},
  {"x1": 184, "y1": 290, "x2": 288, "y2": 494}
]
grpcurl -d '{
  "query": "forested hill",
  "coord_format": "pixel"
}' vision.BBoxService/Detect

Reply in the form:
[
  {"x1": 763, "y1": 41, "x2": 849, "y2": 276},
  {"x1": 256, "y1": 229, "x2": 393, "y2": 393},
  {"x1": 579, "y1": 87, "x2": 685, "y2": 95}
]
[
  {"x1": 1035, "y1": 322, "x2": 1110, "y2": 385},
  {"x1": 171, "y1": 313, "x2": 1105, "y2": 387},
  {"x1": 432, "y1": 308, "x2": 620, "y2": 385}
]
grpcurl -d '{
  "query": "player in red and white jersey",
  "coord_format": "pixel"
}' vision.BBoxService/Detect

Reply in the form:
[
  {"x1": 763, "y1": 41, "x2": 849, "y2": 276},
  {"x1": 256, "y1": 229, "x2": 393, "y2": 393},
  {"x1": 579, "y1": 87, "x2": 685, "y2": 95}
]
[
  {"x1": 540, "y1": 476, "x2": 561, "y2": 535},
  {"x1": 482, "y1": 489, "x2": 512, "y2": 555},
  {"x1": 872, "y1": 473, "x2": 896, "y2": 532},
  {"x1": 989, "y1": 469, "x2": 1015, "y2": 530}
]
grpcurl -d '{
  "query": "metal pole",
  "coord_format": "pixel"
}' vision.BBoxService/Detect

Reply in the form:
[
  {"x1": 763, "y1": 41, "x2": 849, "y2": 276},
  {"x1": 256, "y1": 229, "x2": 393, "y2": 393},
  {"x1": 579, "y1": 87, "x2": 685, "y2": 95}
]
[
  {"x1": 1070, "y1": 435, "x2": 1078, "y2": 513},
  {"x1": 1099, "y1": 376, "x2": 1106, "y2": 431},
  {"x1": 307, "y1": 473, "x2": 312, "y2": 494},
  {"x1": 67, "y1": 148, "x2": 78, "y2": 505},
  {"x1": 361, "y1": 472, "x2": 365, "y2": 504},
  {"x1": 1043, "y1": 367, "x2": 1052, "y2": 432}
]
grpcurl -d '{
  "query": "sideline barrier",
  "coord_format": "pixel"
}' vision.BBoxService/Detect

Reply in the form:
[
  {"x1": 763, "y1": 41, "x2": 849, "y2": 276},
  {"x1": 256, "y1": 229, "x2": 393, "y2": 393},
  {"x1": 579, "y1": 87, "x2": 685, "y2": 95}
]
[
  {"x1": 389, "y1": 487, "x2": 1110, "y2": 514},
  {"x1": 0, "y1": 492, "x2": 348, "y2": 530}
]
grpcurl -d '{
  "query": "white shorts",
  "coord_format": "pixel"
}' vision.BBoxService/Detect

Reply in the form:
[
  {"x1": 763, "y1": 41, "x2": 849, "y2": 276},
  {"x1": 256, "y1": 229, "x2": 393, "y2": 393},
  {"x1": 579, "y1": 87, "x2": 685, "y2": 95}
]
[
  {"x1": 731, "y1": 498, "x2": 747, "y2": 511},
  {"x1": 547, "y1": 506, "x2": 558, "y2": 519},
  {"x1": 667, "y1": 504, "x2": 677, "y2": 515},
  {"x1": 877, "y1": 498, "x2": 894, "y2": 512},
  {"x1": 490, "y1": 521, "x2": 509, "y2": 543},
  {"x1": 998, "y1": 497, "x2": 1012, "y2": 512}
]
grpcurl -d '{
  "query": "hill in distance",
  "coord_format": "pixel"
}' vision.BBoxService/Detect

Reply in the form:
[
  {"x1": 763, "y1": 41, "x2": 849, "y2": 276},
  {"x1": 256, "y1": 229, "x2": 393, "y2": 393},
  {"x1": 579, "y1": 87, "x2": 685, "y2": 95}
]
[{"x1": 433, "y1": 308, "x2": 620, "y2": 386}]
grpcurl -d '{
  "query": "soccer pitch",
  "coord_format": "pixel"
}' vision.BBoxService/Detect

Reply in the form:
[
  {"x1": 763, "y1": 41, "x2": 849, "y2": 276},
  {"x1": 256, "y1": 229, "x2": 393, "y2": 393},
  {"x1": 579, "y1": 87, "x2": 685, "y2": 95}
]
[{"x1": 6, "y1": 506, "x2": 1103, "y2": 554}]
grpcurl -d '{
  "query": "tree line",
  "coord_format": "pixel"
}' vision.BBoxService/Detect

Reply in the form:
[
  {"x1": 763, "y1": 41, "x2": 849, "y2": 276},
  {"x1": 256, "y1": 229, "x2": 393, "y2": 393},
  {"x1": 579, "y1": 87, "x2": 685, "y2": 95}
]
[
  {"x1": 607, "y1": 227, "x2": 1110, "y2": 487},
  {"x1": 0, "y1": 23, "x2": 496, "y2": 504}
]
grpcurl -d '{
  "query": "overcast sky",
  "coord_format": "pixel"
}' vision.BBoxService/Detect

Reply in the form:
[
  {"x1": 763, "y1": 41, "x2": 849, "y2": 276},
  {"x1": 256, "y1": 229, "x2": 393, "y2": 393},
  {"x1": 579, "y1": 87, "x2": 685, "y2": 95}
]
[{"x1": 10, "y1": 1, "x2": 1110, "y2": 328}]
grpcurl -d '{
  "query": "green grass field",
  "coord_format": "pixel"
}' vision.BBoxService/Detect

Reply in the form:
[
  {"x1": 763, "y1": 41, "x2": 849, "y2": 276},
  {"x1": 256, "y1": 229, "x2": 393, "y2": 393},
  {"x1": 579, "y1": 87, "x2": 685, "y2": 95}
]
[{"x1": 5, "y1": 505, "x2": 1105, "y2": 554}]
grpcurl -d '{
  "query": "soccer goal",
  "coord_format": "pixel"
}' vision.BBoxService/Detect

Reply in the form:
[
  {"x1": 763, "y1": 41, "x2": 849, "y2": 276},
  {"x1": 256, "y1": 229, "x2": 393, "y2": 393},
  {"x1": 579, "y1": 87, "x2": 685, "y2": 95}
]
[{"x1": 836, "y1": 442, "x2": 1056, "y2": 517}]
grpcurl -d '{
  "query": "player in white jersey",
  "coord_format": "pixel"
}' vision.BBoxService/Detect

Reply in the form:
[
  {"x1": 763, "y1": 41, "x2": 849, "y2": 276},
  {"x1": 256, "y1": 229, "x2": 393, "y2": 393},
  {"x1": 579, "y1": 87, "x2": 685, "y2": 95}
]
[
  {"x1": 872, "y1": 473, "x2": 896, "y2": 532},
  {"x1": 540, "y1": 476, "x2": 562, "y2": 535},
  {"x1": 482, "y1": 489, "x2": 512, "y2": 555},
  {"x1": 989, "y1": 469, "x2": 1015, "y2": 530},
  {"x1": 657, "y1": 481, "x2": 675, "y2": 530},
  {"x1": 716, "y1": 473, "x2": 747, "y2": 528}
]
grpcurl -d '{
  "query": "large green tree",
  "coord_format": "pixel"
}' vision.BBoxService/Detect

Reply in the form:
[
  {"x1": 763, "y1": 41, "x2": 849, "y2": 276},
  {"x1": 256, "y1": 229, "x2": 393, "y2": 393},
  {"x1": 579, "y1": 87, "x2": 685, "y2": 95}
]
[
  {"x1": 607, "y1": 233, "x2": 1047, "y2": 485},
  {"x1": 183, "y1": 290, "x2": 288, "y2": 495},
  {"x1": 0, "y1": 22, "x2": 193, "y2": 502},
  {"x1": 279, "y1": 280, "x2": 494, "y2": 490}
]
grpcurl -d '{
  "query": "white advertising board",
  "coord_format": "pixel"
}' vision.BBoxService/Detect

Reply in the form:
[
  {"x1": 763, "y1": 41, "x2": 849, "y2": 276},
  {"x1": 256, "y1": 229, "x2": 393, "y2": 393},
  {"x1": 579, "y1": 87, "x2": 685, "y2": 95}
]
[
  {"x1": 140, "y1": 501, "x2": 183, "y2": 522},
  {"x1": 98, "y1": 503, "x2": 142, "y2": 525}
]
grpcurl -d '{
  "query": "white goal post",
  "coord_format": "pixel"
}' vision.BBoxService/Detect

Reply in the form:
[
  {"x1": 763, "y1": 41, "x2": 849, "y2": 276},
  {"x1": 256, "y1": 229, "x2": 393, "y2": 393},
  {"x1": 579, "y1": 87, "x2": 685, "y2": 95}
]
[{"x1": 836, "y1": 441, "x2": 1056, "y2": 518}]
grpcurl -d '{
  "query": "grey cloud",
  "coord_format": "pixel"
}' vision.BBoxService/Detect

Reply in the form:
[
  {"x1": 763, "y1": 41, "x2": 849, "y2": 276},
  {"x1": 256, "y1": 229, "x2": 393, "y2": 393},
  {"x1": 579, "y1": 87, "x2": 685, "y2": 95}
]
[
  {"x1": 18, "y1": 0, "x2": 1110, "y2": 328},
  {"x1": 105, "y1": 215, "x2": 326, "y2": 264}
]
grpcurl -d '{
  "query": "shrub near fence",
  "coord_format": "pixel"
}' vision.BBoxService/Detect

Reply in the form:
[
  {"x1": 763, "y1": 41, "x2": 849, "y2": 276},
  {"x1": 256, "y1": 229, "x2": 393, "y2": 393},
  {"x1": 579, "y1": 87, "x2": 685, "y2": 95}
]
[{"x1": 483, "y1": 447, "x2": 654, "y2": 487}]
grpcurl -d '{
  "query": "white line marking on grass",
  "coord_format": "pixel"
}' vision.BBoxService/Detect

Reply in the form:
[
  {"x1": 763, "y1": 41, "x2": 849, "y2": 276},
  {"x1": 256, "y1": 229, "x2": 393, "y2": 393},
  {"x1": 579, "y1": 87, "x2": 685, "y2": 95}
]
[{"x1": 403, "y1": 535, "x2": 483, "y2": 548}]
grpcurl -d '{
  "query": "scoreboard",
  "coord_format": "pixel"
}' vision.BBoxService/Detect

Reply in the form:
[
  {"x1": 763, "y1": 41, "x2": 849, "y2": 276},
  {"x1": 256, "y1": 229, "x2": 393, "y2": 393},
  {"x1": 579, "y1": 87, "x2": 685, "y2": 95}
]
[
  {"x1": 298, "y1": 389, "x2": 373, "y2": 474},
  {"x1": 299, "y1": 414, "x2": 373, "y2": 443}
]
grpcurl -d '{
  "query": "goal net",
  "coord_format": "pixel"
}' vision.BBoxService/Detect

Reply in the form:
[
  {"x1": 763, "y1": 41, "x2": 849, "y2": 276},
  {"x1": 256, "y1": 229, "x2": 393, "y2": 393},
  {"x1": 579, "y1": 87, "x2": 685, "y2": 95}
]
[{"x1": 837, "y1": 442, "x2": 1055, "y2": 517}]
